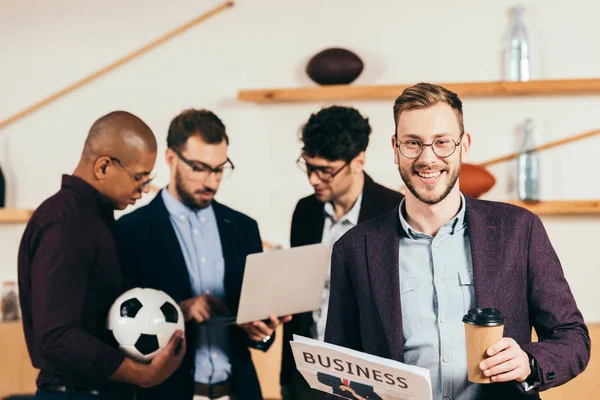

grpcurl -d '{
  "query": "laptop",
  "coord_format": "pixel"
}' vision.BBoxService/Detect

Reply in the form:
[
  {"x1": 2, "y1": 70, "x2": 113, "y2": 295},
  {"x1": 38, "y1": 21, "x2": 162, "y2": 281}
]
[{"x1": 201, "y1": 242, "x2": 333, "y2": 327}]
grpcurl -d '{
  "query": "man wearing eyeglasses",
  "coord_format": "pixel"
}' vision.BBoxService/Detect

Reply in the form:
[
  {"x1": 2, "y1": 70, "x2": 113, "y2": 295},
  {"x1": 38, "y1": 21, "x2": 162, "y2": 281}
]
[
  {"x1": 280, "y1": 106, "x2": 403, "y2": 400},
  {"x1": 323, "y1": 83, "x2": 590, "y2": 400},
  {"x1": 115, "y1": 109, "x2": 290, "y2": 400},
  {"x1": 18, "y1": 111, "x2": 186, "y2": 400}
]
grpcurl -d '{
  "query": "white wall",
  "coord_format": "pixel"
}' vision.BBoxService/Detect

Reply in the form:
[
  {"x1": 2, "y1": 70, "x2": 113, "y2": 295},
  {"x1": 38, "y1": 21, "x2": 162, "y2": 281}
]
[{"x1": 1, "y1": 0, "x2": 599, "y2": 321}]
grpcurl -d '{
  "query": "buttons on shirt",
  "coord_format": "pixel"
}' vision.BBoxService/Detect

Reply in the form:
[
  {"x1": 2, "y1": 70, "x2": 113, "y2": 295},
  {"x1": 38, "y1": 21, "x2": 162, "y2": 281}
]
[
  {"x1": 179, "y1": 215, "x2": 186, "y2": 221},
  {"x1": 201, "y1": 257, "x2": 206, "y2": 264},
  {"x1": 435, "y1": 278, "x2": 442, "y2": 284},
  {"x1": 193, "y1": 229, "x2": 199, "y2": 235},
  {"x1": 440, "y1": 317, "x2": 447, "y2": 323},
  {"x1": 434, "y1": 242, "x2": 440, "y2": 248},
  {"x1": 212, "y1": 352, "x2": 217, "y2": 359},
  {"x1": 200, "y1": 216, "x2": 206, "y2": 223},
  {"x1": 442, "y1": 356, "x2": 449, "y2": 363},
  {"x1": 444, "y1": 397, "x2": 451, "y2": 400}
]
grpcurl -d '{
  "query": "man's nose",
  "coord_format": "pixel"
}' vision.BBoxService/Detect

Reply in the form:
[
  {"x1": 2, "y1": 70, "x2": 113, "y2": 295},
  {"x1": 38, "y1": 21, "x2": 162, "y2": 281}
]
[{"x1": 417, "y1": 145, "x2": 439, "y2": 164}]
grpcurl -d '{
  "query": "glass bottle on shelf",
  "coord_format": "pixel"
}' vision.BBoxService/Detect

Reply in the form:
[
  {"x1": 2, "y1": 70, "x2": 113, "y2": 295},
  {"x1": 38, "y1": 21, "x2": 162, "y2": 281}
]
[
  {"x1": 517, "y1": 118, "x2": 539, "y2": 201},
  {"x1": 505, "y1": 4, "x2": 530, "y2": 82},
  {"x1": 1, "y1": 281, "x2": 20, "y2": 321}
]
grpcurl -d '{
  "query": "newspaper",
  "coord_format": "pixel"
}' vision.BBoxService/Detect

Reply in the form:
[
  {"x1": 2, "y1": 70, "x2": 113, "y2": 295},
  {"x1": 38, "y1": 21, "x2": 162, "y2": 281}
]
[{"x1": 291, "y1": 335, "x2": 432, "y2": 400}]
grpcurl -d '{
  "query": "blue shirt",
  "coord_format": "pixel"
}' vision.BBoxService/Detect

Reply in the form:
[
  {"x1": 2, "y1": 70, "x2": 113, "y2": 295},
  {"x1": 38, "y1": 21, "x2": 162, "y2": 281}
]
[
  {"x1": 162, "y1": 189, "x2": 231, "y2": 384},
  {"x1": 398, "y1": 194, "x2": 481, "y2": 400}
]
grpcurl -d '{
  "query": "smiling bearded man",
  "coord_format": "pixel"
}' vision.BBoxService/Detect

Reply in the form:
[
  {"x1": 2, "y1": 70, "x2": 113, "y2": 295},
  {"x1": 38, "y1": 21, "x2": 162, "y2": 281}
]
[{"x1": 322, "y1": 82, "x2": 590, "y2": 400}]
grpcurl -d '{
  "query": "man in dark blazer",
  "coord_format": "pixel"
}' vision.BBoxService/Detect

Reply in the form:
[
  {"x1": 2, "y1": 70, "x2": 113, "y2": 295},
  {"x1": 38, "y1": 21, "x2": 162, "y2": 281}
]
[
  {"x1": 281, "y1": 106, "x2": 403, "y2": 400},
  {"x1": 324, "y1": 83, "x2": 590, "y2": 400},
  {"x1": 116, "y1": 109, "x2": 289, "y2": 400}
]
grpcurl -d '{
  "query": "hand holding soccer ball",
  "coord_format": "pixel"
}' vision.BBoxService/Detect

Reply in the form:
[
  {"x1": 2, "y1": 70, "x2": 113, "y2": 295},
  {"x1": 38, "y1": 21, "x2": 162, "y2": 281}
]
[{"x1": 107, "y1": 288, "x2": 185, "y2": 363}]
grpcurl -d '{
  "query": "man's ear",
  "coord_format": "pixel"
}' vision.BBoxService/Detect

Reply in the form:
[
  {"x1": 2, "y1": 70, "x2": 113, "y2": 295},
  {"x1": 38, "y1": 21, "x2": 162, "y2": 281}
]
[
  {"x1": 94, "y1": 157, "x2": 111, "y2": 180},
  {"x1": 165, "y1": 148, "x2": 177, "y2": 169},
  {"x1": 352, "y1": 151, "x2": 366, "y2": 173},
  {"x1": 461, "y1": 131, "x2": 472, "y2": 163},
  {"x1": 392, "y1": 135, "x2": 400, "y2": 165}
]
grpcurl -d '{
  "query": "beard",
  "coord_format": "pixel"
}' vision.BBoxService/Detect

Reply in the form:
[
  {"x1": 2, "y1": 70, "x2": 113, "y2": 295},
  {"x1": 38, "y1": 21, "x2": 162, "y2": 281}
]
[
  {"x1": 174, "y1": 169, "x2": 214, "y2": 210},
  {"x1": 400, "y1": 157, "x2": 461, "y2": 205}
]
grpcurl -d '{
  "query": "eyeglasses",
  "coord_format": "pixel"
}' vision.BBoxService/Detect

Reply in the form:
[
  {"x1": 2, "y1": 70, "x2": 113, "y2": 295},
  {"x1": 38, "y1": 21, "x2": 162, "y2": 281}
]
[
  {"x1": 109, "y1": 157, "x2": 156, "y2": 192},
  {"x1": 395, "y1": 133, "x2": 464, "y2": 159},
  {"x1": 296, "y1": 156, "x2": 349, "y2": 183},
  {"x1": 171, "y1": 148, "x2": 234, "y2": 180}
]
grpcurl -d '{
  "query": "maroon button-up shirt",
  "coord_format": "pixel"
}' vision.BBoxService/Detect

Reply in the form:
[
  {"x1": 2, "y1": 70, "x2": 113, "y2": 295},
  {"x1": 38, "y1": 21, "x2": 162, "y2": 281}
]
[{"x1": 18, "y1": 174, "x2": 126, "y2": 390}]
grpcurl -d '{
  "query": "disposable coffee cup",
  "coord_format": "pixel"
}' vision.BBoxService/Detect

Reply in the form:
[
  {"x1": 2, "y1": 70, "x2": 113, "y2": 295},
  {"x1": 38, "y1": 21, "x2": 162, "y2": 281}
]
[{"x1": 462, "y1": 308, "x2": 505, "y2": 383}]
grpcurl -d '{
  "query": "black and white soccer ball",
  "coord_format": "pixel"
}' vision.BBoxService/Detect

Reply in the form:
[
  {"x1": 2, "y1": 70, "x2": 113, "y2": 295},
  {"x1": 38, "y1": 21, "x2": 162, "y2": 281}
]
[{"x1": 107, "y1": 288, "x2": 184, "y2": 363}]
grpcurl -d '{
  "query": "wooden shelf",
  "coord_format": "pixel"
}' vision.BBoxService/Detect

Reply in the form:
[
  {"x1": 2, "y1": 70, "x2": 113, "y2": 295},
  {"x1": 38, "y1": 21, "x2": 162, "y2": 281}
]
[
  {"x1": 238, "y1": 78, "x2": 600, "y2": 103},
  {"x1": 507, "y1": 200, "x2": 600, "y2": 216},
  {"x1": 0, "y1": 208, "x2": 34, "y2": 224},
  {"x1": 0, "y1": 201, "x2": 598, "y2": 224}
]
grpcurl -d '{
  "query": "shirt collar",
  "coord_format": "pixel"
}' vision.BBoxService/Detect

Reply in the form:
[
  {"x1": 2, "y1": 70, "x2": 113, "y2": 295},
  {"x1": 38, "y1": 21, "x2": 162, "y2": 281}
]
[
  {"x1": 161, "y1": 187, "x2": 213, "y2": 221},
  {"x1": 323, "y1": 192, "x2": 363, "y2": 226},
  {"x1": 398, "y1": 193, "x2": 467, "y2": 239},
  {"x1": 61, "y1": 174, "x2": 115, "y2": 223}
]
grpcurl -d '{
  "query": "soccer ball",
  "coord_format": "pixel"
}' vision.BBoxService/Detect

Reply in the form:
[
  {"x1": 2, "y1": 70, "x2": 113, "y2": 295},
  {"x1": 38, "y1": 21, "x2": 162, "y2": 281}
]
[{"x1": 107, "y1": 287, "x2": 185, "y2": 363}]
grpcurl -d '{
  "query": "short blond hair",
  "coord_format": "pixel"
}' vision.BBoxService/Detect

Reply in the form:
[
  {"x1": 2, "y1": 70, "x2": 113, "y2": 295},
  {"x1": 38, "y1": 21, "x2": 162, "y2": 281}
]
[{"x1": 393, "y1": 82, "x2": 464, "y2": 136}]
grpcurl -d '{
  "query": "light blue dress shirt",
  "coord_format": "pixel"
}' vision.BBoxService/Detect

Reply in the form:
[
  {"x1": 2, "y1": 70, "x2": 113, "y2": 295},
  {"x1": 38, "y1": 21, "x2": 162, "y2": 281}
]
[
  {"x1": 162, "y1": 189, "x2": 231, "y2": 384},
  {"x1": 398, "y1": 194, "x2": 482, "y2": 400}
]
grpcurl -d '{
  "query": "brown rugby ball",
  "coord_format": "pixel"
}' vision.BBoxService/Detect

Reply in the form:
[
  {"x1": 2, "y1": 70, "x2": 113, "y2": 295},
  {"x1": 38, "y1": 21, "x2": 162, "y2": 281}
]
[
  {"x1": 459, "y1": 163, "x2": 496, "y2": 198},
  {"x1": 306, "y1": 48, "x2": 364, "y2": 85}
]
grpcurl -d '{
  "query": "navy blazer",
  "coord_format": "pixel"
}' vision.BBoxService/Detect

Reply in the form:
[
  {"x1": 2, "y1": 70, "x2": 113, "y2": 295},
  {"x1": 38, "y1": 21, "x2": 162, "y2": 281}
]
[
  {"x1": 324, "y1": 195, "x2": 591, "y2": 400},
  {"x1": 115, "y1": 191, "x2": 270, "y2": 400},
  {"x1": 280, "y1": 173, "x2": 403, "y2": 390}
]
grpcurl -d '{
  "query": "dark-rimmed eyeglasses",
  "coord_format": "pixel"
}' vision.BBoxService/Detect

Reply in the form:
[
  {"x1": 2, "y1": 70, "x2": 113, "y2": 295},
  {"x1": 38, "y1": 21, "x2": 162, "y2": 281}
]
[
  {"x1": 109, "y1": 157, "x2": 156, "y2": 192},
  {"x1": 395, "y1": 133, "x2": 465, "y2": 159},
  {"x1": 296, "y1": 156, "x2": 349, "y2": 183},
  {"x1": 171, "y1": 148, "x2": 234, "y2": 180}
]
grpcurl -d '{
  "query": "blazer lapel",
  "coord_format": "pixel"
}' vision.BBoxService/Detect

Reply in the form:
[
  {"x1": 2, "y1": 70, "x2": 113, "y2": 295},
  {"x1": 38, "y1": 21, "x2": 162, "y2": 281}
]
[
  {"x1": 212, "y1": 201, "x2": 240, "y2": 311},
  {"x1": 148, "y1": 192, "x2": 193, "y2": 301},
  {"x1": 465, "y1": 196, "x2": 502, "y2": 308},
  {"x1": 365, "y1": 208, "x2": 404, "y2": 361},
  {"x1": 357, "y1": 173, "x2": 378, "y2": 223},
  {"x1": 306, "y1": 200, "x2": 325, "y2": 244}
]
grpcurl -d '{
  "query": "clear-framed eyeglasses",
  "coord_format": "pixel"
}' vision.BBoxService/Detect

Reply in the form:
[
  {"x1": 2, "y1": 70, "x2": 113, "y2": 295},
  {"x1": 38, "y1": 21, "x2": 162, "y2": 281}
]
[{"x1": 395, "y1": 133, "x2": 465, "y2": 159}]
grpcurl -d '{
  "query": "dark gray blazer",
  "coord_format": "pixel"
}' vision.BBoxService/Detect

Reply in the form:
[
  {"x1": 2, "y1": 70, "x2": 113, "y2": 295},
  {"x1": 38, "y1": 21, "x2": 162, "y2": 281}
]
[{"x1": 324, "y1": 195, "x2": 590, "y2": 400}]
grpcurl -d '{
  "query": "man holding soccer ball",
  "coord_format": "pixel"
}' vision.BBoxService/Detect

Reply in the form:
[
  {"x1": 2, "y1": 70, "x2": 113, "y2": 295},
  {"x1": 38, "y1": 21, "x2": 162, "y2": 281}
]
[{"x1": 18, "y1": 112, "x2": 186, "y2": 400}]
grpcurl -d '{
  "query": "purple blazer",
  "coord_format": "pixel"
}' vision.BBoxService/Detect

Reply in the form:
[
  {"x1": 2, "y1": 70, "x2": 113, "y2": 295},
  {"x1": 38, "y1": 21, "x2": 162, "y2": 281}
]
[{"x1": 324, "y1": 195, "x2": 590, "y2": 400}]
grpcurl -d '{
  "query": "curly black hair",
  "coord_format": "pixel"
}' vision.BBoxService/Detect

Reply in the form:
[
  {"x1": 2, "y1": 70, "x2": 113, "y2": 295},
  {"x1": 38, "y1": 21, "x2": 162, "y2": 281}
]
[{"x1": 300, "y1": 105, "x2": 371, "y2": 162}]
